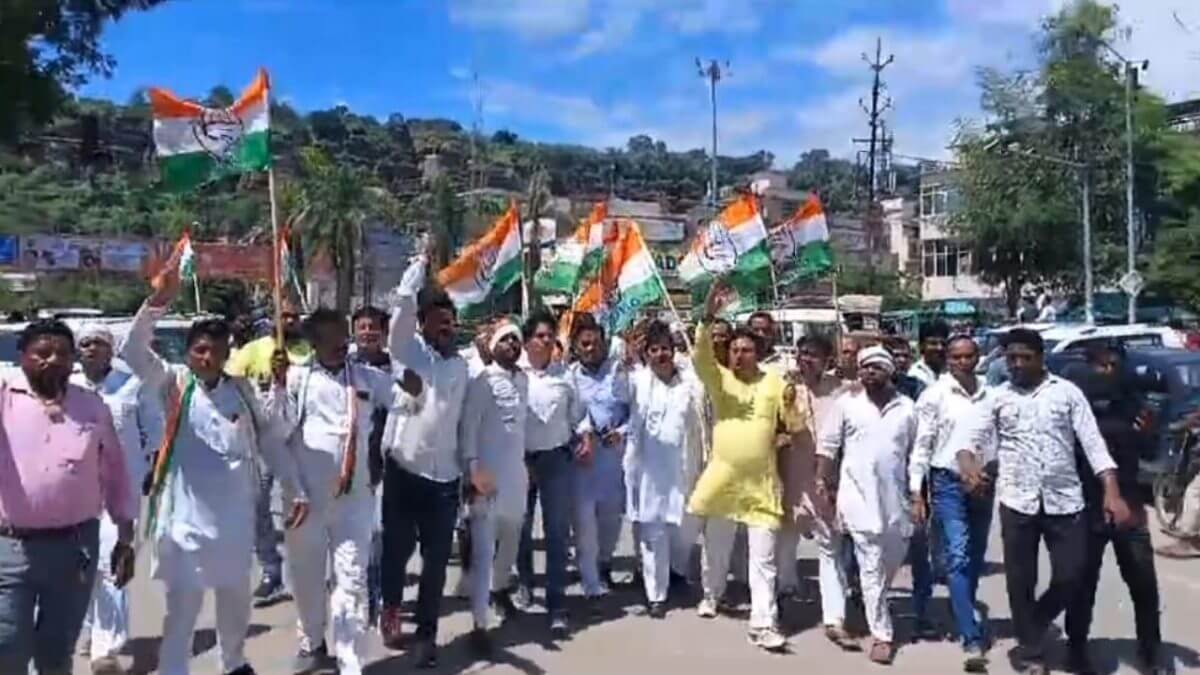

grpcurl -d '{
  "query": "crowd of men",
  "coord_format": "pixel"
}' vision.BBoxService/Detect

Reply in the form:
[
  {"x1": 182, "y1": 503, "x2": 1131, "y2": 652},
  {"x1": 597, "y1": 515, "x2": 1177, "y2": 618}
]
[{"x1": 0, "y1": 244, "x2": 1188, "y2": 675}]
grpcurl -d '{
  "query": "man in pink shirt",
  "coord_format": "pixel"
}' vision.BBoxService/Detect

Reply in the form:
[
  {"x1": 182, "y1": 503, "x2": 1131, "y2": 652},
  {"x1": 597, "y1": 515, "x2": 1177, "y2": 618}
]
[{"x1": 0, "y1": 320, "x2": 136, "y2": 675}]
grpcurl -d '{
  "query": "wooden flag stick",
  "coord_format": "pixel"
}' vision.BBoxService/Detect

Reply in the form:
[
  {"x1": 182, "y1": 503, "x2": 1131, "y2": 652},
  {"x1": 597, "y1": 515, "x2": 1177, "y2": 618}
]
[{"x1": 268, "y1": 167, "x2": 284, "y2": 347}]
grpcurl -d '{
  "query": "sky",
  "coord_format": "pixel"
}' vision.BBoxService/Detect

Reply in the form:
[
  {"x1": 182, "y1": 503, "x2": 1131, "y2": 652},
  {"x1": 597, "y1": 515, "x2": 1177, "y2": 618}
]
[{"x1": 80, "y1": 0, "x2": 1200, "y2": 165}]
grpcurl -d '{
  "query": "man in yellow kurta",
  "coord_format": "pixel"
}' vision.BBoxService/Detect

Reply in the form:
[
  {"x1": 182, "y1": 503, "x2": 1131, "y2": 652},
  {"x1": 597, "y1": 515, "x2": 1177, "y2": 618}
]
[{"x1": 688, "y1": 280, "x2": 802, "y2": 653}]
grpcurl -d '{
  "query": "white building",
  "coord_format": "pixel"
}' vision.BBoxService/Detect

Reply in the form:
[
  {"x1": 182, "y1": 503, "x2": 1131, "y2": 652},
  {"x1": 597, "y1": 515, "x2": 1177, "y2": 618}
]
[{"x1": 917, "y1": 170, "x2": 1000, "y2": 303}]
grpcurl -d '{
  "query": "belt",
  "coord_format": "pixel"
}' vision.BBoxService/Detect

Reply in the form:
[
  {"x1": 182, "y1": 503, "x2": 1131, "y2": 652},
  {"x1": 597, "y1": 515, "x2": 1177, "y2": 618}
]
[{"x1": 0, "y1": 518, "x2": 96, "y2": 540}]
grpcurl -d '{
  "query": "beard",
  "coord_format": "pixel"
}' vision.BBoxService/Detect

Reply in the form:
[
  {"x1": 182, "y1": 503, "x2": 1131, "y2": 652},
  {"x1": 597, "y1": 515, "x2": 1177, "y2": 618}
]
[{"x1": 27, "y1": 367, "x2": 69, "y2": 399}]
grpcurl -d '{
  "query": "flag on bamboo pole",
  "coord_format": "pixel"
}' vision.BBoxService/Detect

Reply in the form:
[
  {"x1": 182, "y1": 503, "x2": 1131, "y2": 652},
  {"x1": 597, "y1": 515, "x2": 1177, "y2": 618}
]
[
  {"x1": 149, "y1": 69, "x2": 272, "y2": 192},
  {"x1": 569, "y1": 220, "x2": 665, "y2": 335},
  {"x1": 534, "y1": 201, "x2": 612, "y2": 295},
  {"x1": 769, "y1": 193, "x2": 834, "y2": 285},
  {"x1": 678, "y1": 193, "x2": 773, "y2": 310},
  {"x1": 436, "y1": 201, "x2": 523, "y2": 317},
  {"x1": 176, "y1": 231, "x2": 196, "y2": 282}
]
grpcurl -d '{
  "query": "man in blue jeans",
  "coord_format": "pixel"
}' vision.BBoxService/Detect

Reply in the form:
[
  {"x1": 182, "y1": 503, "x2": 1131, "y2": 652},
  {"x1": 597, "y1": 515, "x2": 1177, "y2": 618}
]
[
  {"x1": 515, "y1": 311, "x2": 587, "y2": 637},
  {"x1": 910, "y1": 335, "x2": 995, "y2": 672}
]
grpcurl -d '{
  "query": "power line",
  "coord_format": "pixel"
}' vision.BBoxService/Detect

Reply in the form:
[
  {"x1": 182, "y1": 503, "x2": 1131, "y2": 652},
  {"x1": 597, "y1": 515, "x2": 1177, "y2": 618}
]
[{"x1": 854, "y1": 37, "x2": 893, "y2": 206}]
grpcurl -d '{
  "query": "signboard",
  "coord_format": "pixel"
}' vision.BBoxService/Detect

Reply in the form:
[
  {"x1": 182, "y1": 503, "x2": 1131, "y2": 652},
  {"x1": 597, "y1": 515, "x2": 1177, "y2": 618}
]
[
  {"x1": 100, "y1": 241, "x2": 150, "y2": 272},
  {"x1": 0, "y1": 236, "x2": 16, "y2": 266},
  {"x1": 145, "y1": 241, "x2": 273, "y2": 283},
  {"x1": 20, "y1": 235, "x2": 80, "y2": 270},
  {"x1": 1118, "y1": 270, "x2": 1145, "y2": 296},
  {"x1": 638, "y1": 220, "x2": 686, "y2": 243}
]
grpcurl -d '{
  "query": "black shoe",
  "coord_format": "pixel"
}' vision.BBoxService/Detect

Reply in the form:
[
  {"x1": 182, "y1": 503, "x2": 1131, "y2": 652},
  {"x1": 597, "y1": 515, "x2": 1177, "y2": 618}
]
[
  {"x1": 469, "y1": 628, "x2": 493, "y2": 659},
  {"x1": 913, "y1": 618, "x2": 941, "y2": 642},
  {"x1": 491, "y1": 590, "x2": 521, "y2": 623},
  {"x1": 1068, "y1": 644, "x2": 1099, "y2": 675},
  {"x1": 549, "y1": 612, "x2": 570, "y2": 639},
  {"x1": 669, "y1": 571, "x2": 690, "y2": 593},
  {"x1": 962, "y1": 644, "x2": 988, "y2": 673},
  {"x1": 648, "y1": 602, "x2": 667, "y2": 619},
  {"x1": 291, "y1": 641, "x2": 332, "y2": 674},
  {"x1": 1139, "y1": 643, "x2": 1171, "y2": 674},
  {"x1": 252, "y1": 576, "x2": 288, "y2": 607},
  {"x1": 226, "y1": 666, "x2": 257, "y2": 675},
  {"x1": 414, "y1": 638, "x2": 438, "y2": 669}
]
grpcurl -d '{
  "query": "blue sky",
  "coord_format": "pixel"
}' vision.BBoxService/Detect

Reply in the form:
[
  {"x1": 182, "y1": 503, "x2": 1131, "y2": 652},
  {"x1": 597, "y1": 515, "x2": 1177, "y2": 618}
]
[{"x1": 81, "y1": 0, "x2": 1199, "y2": 164}]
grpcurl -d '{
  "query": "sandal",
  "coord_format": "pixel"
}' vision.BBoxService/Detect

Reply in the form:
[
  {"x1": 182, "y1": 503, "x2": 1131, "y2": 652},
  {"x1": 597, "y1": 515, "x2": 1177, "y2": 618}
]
[
  {"x1": 869, "y1": 639, "x2": 895, "y2": 665},
  {"x1": 825, "y1": 624, "x2": 862, "y2": 651}
]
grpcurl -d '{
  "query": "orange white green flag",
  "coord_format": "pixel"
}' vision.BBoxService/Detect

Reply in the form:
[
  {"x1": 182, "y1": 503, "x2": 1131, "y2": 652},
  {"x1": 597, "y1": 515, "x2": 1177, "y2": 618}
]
[
  {"x1": 436, "y1": 202, "x2": 523, "y2": 317},
  {"x1": 569, "y1": 220, "x2": 665, "y2": 334},
  {"x1": 677, "y1": 193, "x2": 772, "y2": 306},
  {"x1": 534, "y1": 201, "x2": 613, "y2": 295},
  {"x1": 769, "y1": 193, "x2": 834, "y2": 285},
  {"x1": 149, "y1": 69, "x2": 272, "y2": 192}
]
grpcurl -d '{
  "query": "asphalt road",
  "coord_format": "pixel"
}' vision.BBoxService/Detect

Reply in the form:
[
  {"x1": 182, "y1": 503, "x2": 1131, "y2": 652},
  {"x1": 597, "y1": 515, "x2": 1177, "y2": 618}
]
[{"x1": 73, "y1": 519, "x2": 1200, "y2": 674}]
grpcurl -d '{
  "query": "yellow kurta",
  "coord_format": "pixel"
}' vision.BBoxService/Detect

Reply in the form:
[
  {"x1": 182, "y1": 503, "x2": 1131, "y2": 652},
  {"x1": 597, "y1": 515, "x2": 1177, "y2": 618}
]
[{"x1": 686, "y1": 323, "x2": 793, "y2": 529}]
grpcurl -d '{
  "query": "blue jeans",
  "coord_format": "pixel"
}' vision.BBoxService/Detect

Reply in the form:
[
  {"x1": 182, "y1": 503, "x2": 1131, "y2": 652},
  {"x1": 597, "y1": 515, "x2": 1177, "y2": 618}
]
[
  {"x1": 254, "y1": 465, "x2": 282, "y2": 581},
  {"x1": 0, "y1": 520, "x2": 99, "y2": 674},
  {"x1": 909, "y1": 524, "x2": 934, "y2": 621},
  {"x1": 517, "y1": 446, "x2": 574, "y2": 615},
  {"x1": 931, "y1": 468, "x2": 994, "y2": 648}
]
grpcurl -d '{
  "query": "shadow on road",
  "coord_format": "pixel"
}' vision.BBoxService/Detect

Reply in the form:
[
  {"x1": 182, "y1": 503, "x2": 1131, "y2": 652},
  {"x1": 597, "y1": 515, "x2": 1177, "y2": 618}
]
[{"x1": 124, "y1": 623, "x2": 271, "y2": 674}]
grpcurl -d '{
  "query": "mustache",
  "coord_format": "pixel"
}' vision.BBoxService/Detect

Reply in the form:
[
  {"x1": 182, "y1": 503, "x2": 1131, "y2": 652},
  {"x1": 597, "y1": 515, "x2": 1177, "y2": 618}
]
[{"x1": 28, "y1": 367, "x2": 69, "y2": 396}]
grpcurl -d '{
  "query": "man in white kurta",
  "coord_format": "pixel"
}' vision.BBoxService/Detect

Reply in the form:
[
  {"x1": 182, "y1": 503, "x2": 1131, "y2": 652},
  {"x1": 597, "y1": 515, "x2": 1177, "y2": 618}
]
[
  {"x1": 624, "y1": 321, "x2": 704, "y2": 615},
  {"x1": 278, "y1": 309, "x2": 397, "y2": 675},
  {"x1": 73, "y1": 324, "x2": 163, "y2": 673},
  {"x1": 816, "y1": 346, "x2": 916, "y2": 665},
  {"x1": 460, "y1": 320, "x2": 528, "y2": 656},
  {"x1": 122, "y1": 265, "x2": 307, "y2": 675}
]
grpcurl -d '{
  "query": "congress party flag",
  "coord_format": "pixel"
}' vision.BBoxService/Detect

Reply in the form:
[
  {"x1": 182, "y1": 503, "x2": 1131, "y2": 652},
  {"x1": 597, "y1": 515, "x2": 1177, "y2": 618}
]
[
  {"x1": 678, "y1": 193, "x2": 773, "y2": 309},
  {"x1": 770, "y1": 193, "x2": 834, "y2": 285},
  {"x1": 436, "y1": 202, "x2": 523, "y2": 317}
]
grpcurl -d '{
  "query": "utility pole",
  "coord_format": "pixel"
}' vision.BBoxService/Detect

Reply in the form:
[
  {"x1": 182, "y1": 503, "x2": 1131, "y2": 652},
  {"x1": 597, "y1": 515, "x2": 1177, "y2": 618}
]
[
  {"x1": 859, "y1": 38, "x2": 893, "y2": 205},
  {"x1": 697, "y1": 58, "x2": 728, "y2": 209},
  {"x1": 1082, "y1": 166, "x2": 1095, "y2": 325}
]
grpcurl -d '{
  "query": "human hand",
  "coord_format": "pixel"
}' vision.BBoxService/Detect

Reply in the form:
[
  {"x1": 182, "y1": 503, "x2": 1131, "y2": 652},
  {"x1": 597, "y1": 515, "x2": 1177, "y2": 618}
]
[
  {"x1": 284, "y1": 498, "x2": 310, "y2": 529},
  {"x1": 470, "y1": 465, "x2": 496, "y2": 497},
  {"x1": 703, "y1": 277, "x2": 730, "y2": 320},
  {"x1": 149, "y1": 246, "x2": 184, "y2": 307},
  {"x1": 1104, "y1": 493, "x2": 1134, "y2": 529},
  {"x1": 813, "y1": 481, "x2": 835, "y2": 522},
  {"x1": 271, "y1": 348, "x2": 289, "y2": 387},
  {"x1": 911, "y1": 492, "x2": 928, "y2": 525},
  {"x1": 602, "y1": 429, "x2": 624, "y2": 447},
  {"x1": 575, "y1": 433, "x2": 596, "y2": 464},
  {"x1": 110, "y1": 541, "x2": 136, "y2": 589},
  {"x1": 398, "y1": 368, "x2": 423, "y2": 398}
]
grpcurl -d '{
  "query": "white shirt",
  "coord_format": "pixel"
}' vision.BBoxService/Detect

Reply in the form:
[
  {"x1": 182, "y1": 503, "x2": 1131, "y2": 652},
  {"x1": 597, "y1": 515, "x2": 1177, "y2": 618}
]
[
  {"x1": 908, "y1": 359, "x2": 941, "y2": 388},
  {"x1": 384, "y1": 257, "x2": 472, "y2": 483},
  {"x1": 818, "y1": 388, "x2": 917, "y2": 536},
  {"x1": 965, "y1": 373, "x2": 1116, "y2": 516},
  {"x1": 624, "y1": 366, "x2": 704, "y2": 524},
  {"x1": 909, "y1": 373, "x2": 994, "y2": 493},
  {"x1": 523, "y1": 359, "x2": 584, "y2": 452},
  {"x1": 461, "y1": 362, "x2": 529, "y2": 519}
]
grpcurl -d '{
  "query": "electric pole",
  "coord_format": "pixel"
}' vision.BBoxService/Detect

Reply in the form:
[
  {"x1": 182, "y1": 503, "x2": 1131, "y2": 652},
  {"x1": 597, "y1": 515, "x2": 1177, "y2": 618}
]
[
  {"x1": 697, "y1": 58, "x2": 728, "y2": 209},
  {"x1": 858, "y1": 38, "x2": 893, "y2": 205}
]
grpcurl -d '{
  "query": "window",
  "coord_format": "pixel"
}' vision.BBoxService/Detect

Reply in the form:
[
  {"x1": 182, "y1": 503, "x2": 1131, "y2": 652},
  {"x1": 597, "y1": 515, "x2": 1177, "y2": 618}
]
[
  {"x1": 922, "y1": 239, "x2": 971, "y2": 278},
  {"x1": 920, "y1": 183, "x2": 949, "y2": 217}
]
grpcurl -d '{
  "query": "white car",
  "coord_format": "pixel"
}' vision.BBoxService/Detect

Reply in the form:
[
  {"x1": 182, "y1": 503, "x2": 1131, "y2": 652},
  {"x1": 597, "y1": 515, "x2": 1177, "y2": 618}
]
[{"x1": 1040, "y1": 323, "x2": 1185, "y2": 352}]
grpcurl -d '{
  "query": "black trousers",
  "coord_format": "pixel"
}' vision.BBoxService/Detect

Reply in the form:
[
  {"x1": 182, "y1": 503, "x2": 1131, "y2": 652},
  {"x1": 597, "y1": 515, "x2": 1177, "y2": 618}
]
[
  {"x1": 1065, "y1": 519, "x2": 1161, "y2": 650},
  {"x1": 381, "y1": 462, "x2": 460, "y2": 639},
  {"x1": 1000, "y1": 505, "x2": 1088, "y2": 655}
]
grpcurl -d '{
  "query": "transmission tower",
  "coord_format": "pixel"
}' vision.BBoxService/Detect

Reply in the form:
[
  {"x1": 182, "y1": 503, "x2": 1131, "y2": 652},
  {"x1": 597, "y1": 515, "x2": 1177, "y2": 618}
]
[{"x1": 851, "y1": 37, "x2": 893, "y2": 205}]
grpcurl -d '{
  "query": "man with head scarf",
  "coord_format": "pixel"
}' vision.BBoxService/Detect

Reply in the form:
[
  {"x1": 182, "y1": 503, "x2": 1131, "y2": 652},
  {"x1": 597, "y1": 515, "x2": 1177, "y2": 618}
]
[
  {"x1": 72, "y1": 324, "x2": 164, "y2": 675},
  {"x1": 816, "y1": 345, "x2": 917, "y2": 665}
]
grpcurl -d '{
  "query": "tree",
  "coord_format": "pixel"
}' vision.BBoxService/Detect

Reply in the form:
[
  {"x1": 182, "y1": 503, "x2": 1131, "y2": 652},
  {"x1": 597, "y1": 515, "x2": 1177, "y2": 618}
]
[
  {"x1": 0, "y1": 0, "x2": 167, "y2": 143},
  {"x1": 491, "y1": 129, "x2": 519, "y2": 145},
  {"x1": 205, "y1": 85, "x2": 235, "y2": 107}
]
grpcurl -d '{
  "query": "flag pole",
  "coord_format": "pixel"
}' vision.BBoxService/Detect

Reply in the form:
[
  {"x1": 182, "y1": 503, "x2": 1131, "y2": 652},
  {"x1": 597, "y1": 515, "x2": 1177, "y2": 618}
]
[
  {"x1": 634, "y1": 221, "x2": 693, "y2": 351},
  {"x1": 268, "y1": 167, "x2": 284, "y2": 347},
  {"x1": 831, "y1": 265, "x2": 843, "y2": 344},
  {"x1": 193, "y1": 276, "x2": 202, "y2": 315}
]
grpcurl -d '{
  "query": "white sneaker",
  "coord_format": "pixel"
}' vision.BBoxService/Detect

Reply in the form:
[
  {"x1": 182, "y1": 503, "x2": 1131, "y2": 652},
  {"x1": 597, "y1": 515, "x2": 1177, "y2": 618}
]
[
  {"x1": 697, "y1": 596, "x2": 718, "y2": 619},
  {"x1": 748, "y1": 626, "x2": 787, "y2": 652}
]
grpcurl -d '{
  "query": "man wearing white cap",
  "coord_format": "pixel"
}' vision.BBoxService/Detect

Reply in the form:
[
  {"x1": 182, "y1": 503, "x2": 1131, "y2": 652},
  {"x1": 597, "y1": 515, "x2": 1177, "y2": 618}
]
[
  {"x1": 460, "y1": 318, "x2": 526, "y2": 657},
  {"x1": 72, "y1": 324, "x2": 164, "y2": 675},
  {"x1": 816, "y1": 345, "x2": 917, "y2": 665}
]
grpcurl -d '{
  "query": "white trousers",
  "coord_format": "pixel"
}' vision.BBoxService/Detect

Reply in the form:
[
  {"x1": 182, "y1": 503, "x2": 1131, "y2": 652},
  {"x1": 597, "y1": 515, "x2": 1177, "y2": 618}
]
[
  {"x1": 82, "y1": 513, "x2": 130, "y2": 660},
  {"x1": 574, "y1": 491, "x2": 624, "y2": 596},
  {"x1": 813, "y1": 518, "x2": 848, "y2": 628},
  {"x1": 158, "y1": 577, "x2": 251, "y2": 675},
  {"x1": 775, "y1": 521, "x2": 803, "y2": 592},
  {"x1": 848, "y1": 528, "x2": 909, "y2": 643},
  {"x1": 284, "y1": 492, "x2": 373, "y2": 675},
  {"x1": 702, "y1": 517, "x2": 778, "y2": 629},
  {"x1": 1180, "y1": 471, "x2": 1200, "y2": 534},
  {"x1": 468, "y1": 500, "x2": 524, "y2": 628},
  {"x1": 637, "y1": 516, "x2": 701, "y2": 602}
]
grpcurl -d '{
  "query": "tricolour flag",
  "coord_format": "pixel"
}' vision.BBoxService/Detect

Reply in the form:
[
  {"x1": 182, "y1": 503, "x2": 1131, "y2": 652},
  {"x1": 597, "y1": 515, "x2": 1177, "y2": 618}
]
[
  {"x1": 770, "y1": 193, "x2": 834, "y2": 285},
  {"x1": 678, "y1": 194, "x2": 773, "y2": 309},
  {"x1": 436, "y1": 202, "x2": 523, "y2": 317},
  {"x1": 149, "y1": 69, "x2": 272, "y2": 192},
  {"x1": 534, "y1": 201, "x2": 611, "y2": 296},
  {"x1": 176, "y1": 231, "x2": 196, "y2": 282},
  {"x1": 570, "y1": 220, "x2": 665, "y2": 334}
]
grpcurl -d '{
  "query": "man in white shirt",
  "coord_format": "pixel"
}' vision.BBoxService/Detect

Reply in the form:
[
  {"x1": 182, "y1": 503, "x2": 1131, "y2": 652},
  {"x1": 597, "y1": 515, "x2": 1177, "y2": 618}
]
[
  {"x1": 460, "y1": 319, "x2": 527, "y2": 658},
  {"x1": 963, "y1": 328, "x2": 1132, "y2": 675},
  {"x1": 624, "y1": 321, "x2": 705, "y2": 619},
  {"x1": 379, "y1": 254, "x2": 490, "y2": 669},
  {"x1": 74, "y1": 324, "x2": 163, "y2": 675},
  {"x1": 278, "y1": 309, "x2": 398, "y2": 675},
  {"x1": 910, "y1": 336, "x2": 994, "y2": 672},
  {"x1": 908, "y1": 320, "x2": 949, "y2": 388},
  {"x1": 516, "y1": 311, "x2": 585, "y2": 637},
  {"x1": 816, "y1": 346, "x2": 917, "y2": 666}
]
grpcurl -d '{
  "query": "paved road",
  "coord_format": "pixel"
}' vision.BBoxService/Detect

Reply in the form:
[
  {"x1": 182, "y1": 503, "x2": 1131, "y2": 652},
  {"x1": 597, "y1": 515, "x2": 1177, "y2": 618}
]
[{"x1": 75, "y1": 521, "x2": 1200, "y2": 674}]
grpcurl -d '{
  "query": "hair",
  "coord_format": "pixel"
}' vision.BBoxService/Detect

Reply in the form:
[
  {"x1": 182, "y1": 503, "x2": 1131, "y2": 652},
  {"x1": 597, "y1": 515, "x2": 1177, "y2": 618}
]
[
  {"x1": 796, "y1": 333, "x2": 834, "y2": 358},
  {"x1": 748, "y1": 311, "x2": 774, "y2": 326},
  {"x1": 351, "y1": 305, "x2": 388, "y2": 328},
  {"x1": 882, "y1": 336, "x2": 912, "y2": 355},
  {"x1": 304, "y1": 307, "x2": 347, "y2": 340},
  {"x1": 643, "y1": 320, "x2": 673, "y2": 350},
  {"x1": 711, "y1": 317, "x2": 732, "y2": 333},
  {"x1": 919, "y1": 319, "x2": 951, "y2": 344},
  {"x1": 523, "y1": 310, "x2": 557, "y2": 340},
  {"x1": 1084, "y1": 342, "x2": 1122, "y2": 365},
  {"x1": 1002, "y1": 328, "x2": 1045, "y2": 354},
  {"x1": 417, "y1": 287, "x2": 455, "y2": 323},
  {"x1": 570, "y1": 311, "x2": 605, "y2": 343},
  {"x1": 729, "y1": 326, "x2": 763, "y2": 354},
  {"x1": 947, "y1": 334, "x2": 978, "y2": 353},
  {"x1": 186, "y1": 318, "x2": 232, "y2": 349},
  {"x1": 18, "y1": 319, "x2": 74, "y2": 353}
]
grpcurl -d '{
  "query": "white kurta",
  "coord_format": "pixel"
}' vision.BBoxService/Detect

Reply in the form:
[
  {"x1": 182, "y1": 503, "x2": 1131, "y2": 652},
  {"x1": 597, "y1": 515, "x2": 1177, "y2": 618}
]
[
  {"x1": 623, "y1": 366, "x2": 703, "y2": 525},
  {"x1": 461, "y1": 363, "x2": 529, "y2": 521}
]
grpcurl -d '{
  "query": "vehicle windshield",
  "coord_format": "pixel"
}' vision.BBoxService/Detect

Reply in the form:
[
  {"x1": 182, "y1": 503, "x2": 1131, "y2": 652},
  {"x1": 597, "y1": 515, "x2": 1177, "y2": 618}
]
[
  {"x1": 0, "y1": 333, "x2": 17, "y2": 365},
  {"x1": 1177, "y1": 363, "x2": 1200, "y2": 391},
  {"x1": 151, "y1": 327, "x2": 190, "y2": 364}
]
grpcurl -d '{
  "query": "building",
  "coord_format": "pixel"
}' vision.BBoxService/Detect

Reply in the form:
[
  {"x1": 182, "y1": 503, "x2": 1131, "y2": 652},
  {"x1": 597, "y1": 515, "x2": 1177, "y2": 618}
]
[
  {"x1": 916, "y1": 169, "x2": 999, "y2": 303},
  {"x1": 1167, "y1": 99, "x2": 1200, "y2": 135}
]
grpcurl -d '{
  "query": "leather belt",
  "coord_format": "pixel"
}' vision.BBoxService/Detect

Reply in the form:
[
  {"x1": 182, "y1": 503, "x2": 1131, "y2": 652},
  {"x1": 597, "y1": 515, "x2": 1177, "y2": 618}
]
[{"x1": 0, "y1": 518, "x2": 96, "y2": 540}]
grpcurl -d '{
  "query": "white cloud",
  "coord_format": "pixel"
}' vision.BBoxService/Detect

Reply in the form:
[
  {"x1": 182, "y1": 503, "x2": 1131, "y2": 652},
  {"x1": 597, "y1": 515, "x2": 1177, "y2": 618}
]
[
  {"x1": 665, "y1": 0, "x2": 761, "y2": 35},
  {"x1": 1111, "y1": 1, "x2": 1200, "y2": 101},
  {"x1": 448, "y1": 0, "x2": 589, "y2": 39},
  {"x1": 568, "y1": 3, "x2": 644, "y2": 60},
  {"x1": 449, "y1": 66, "x2": 471, "y2": 81}
]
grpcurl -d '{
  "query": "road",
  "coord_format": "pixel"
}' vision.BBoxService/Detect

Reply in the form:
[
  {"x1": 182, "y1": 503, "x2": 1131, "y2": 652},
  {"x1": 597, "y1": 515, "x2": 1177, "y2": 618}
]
[{"x1": 74, "y1": 521, "x2": 1200, "y2": 674}]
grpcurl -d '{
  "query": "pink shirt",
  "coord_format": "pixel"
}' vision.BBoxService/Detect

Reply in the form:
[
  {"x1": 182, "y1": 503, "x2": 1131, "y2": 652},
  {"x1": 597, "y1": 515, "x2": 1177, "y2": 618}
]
[{"x1": 0, "y1": 368, "x2": 135, "y2": 529}]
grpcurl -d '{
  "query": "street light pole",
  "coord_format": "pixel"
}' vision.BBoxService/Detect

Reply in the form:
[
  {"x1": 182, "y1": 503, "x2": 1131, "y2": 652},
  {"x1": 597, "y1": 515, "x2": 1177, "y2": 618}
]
[
  {"x1": 1082, "y1": 166, "x2": 1095, "y2": 325},
  {"x1": 697, "y1": 59, "x2": 726, "y2": 209},
  {"x1": 1124, "y1": 63, "x2": 1137, "y2": 324}
]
